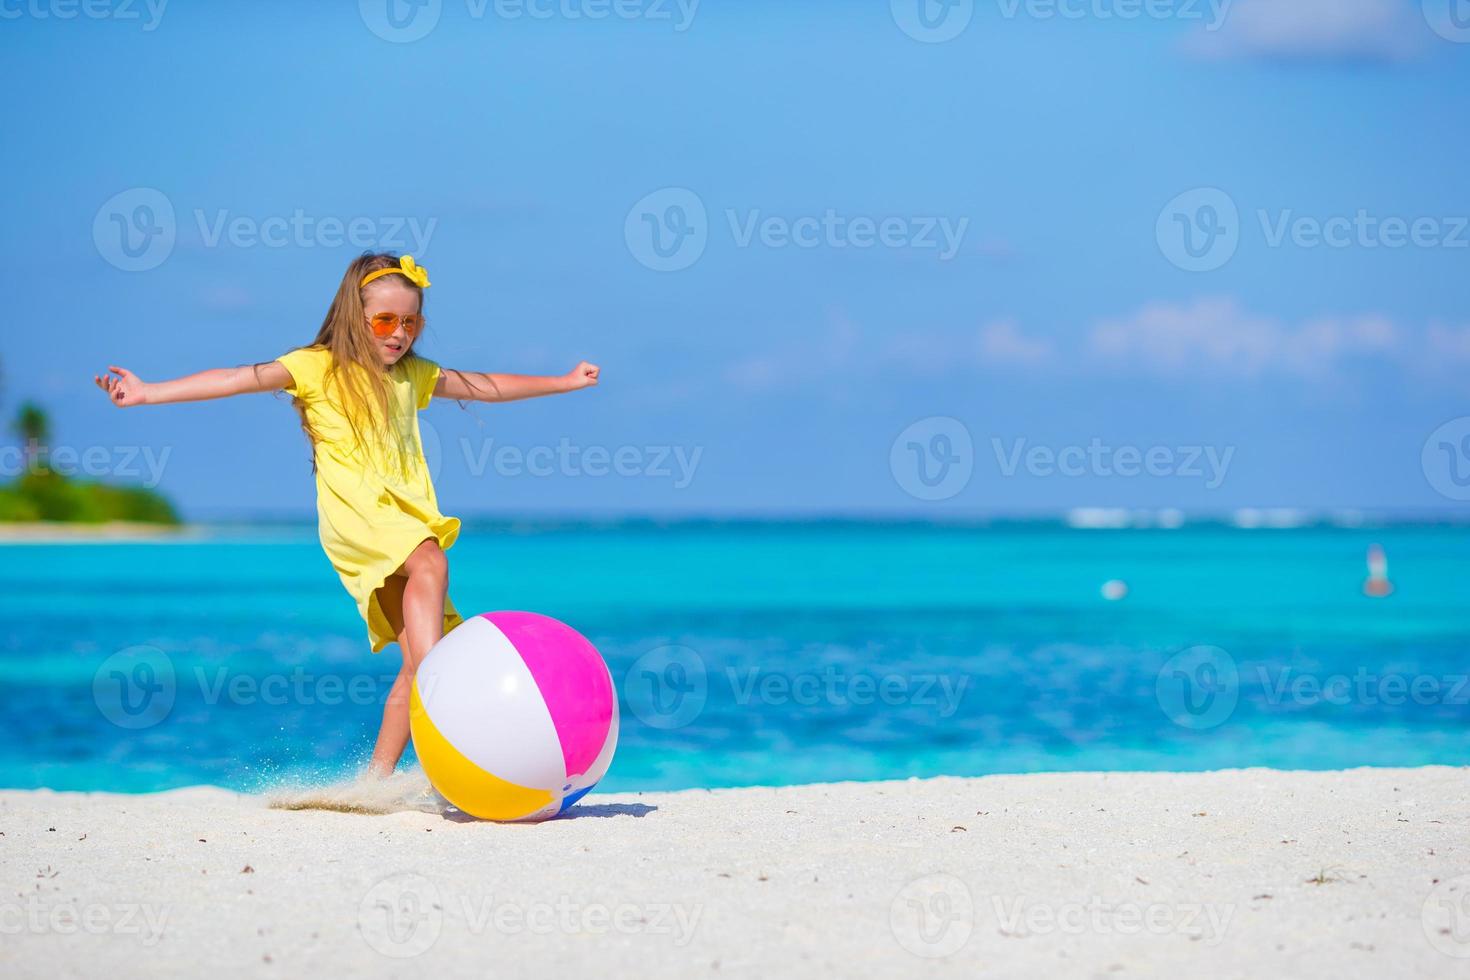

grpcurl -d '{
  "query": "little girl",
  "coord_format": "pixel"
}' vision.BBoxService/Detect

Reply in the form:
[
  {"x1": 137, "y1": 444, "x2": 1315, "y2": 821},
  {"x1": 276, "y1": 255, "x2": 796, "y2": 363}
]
[{"x1": 93, "y1": 252, "x2": 599, "y2": 776}]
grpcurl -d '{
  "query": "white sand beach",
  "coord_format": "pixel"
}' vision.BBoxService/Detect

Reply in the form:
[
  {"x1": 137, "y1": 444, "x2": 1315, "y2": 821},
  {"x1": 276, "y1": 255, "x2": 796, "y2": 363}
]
[
  {"x1": 0, "y1": 521, "x2": 207, "y2": 544},
  {"x1": 4, "y1": 767, "x2": 1468, "y2": 978}
]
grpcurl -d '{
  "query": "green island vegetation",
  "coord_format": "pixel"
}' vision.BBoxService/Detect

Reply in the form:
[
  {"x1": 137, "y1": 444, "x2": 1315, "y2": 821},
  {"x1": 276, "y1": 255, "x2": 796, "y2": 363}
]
[{"x1": 0, "y1": 400, "x2": 181, "y2": 524}]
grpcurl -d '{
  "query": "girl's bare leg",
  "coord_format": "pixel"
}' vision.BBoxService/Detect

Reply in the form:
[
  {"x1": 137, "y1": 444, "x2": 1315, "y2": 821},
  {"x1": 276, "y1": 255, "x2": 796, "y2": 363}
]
[
  {"x1": 366, "y1": 574, "x2": 410, "y2": 776},
  {"x1": 367, "y1": 537, "x2": 449, "y2": 776}
]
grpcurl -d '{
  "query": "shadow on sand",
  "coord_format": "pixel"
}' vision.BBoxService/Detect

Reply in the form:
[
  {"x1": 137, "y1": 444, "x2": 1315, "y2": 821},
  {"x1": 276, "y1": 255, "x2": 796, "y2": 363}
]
[
  {"x1": 562, "y1": 802, "x2": 658, "y2": 820},
  {"x1": 439, "y1": 802, "x2": 658, "y2": 824}
]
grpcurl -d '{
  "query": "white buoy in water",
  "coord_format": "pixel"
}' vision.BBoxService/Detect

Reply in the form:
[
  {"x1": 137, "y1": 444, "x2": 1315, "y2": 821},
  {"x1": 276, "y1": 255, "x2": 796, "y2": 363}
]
[
  {"x1": 1101, "y1": 579, "x2": 1129, "y2": 601},
  {"x1": 1363, "y1": 544, "x2": 1393, "y2": 598}
]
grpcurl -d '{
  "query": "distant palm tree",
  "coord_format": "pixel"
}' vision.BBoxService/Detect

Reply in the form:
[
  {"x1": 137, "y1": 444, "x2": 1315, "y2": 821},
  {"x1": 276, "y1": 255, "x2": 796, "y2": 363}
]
[{"x1": 13, "y1": 402, "x2": 49, "y2": 472}]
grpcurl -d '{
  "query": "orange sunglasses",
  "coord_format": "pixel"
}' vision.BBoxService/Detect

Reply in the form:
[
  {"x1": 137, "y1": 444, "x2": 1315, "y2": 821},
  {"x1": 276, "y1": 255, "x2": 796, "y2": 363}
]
[{"x1": 366, "y1": 312, "x2": 424, "y2": 339}]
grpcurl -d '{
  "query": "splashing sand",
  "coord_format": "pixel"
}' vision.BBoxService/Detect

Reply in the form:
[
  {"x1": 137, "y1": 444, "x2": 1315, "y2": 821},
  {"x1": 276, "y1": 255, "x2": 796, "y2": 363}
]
[{"x1": 267, "y1": 769, "x2": 449, "y2": 816}]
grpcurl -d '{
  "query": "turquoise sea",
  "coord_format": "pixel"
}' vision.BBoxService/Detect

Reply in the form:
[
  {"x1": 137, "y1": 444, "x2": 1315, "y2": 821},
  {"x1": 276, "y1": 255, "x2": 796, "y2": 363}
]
[{"x1": 4, "y1": 520, "x2": 1468, "y2": 794}]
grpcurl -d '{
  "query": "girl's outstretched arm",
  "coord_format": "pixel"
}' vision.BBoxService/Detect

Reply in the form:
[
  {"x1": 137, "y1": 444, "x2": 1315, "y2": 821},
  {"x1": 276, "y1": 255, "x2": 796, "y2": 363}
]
[
  {"x1": 94, "y1": 362, "x2": 291, "y2": 408},
  {"x1": 436, "y1": 360, "x2": 599, "y2": 404}
]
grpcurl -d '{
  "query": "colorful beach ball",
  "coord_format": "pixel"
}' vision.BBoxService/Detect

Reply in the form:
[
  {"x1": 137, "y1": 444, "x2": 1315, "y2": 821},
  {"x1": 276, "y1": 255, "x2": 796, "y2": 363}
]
[{"x1": 409, "y1": 612, "x2": 618, "y2": 822}]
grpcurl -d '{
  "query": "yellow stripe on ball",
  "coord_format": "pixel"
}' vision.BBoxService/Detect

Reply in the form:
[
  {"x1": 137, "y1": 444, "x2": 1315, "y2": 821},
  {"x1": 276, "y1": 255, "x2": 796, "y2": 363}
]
[{"x1": 410, "y1": 680, "x2": 555, "y2": 821}]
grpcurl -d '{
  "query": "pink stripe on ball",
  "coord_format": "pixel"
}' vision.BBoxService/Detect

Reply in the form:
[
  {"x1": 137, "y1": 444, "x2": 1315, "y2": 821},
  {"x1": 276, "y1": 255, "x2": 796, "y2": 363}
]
[{"x1": 480, "y1": 611, "x2": 614, "y2": 779}]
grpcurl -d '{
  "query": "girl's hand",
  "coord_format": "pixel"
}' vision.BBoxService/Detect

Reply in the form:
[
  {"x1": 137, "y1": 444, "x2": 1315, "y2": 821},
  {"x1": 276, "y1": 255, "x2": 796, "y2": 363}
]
[
  {"x1": 94, "y1": 365, "x2": 149, "y2": 407},
  {"x1": 564, "y1": 361, "x2": 600, "y2": 391}
]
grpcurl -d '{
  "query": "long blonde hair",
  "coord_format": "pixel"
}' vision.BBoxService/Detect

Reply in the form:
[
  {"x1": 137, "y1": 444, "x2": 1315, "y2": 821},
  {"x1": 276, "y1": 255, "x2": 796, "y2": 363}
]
[{"x1": 283, "y1": 252, "x2": 425, "y2": 478}]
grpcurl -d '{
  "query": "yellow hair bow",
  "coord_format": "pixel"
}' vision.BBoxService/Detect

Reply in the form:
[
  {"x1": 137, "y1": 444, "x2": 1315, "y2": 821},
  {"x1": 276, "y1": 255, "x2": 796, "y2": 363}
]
[{"x1": 360, "y1": 255, "x2": 431, "y2": 290}]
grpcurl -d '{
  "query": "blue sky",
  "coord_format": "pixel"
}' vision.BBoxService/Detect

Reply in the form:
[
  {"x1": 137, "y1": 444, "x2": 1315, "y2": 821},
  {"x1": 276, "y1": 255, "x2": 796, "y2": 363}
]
[{"x1": 3, "y1": 0, "x2": 1469, "y2": 518}]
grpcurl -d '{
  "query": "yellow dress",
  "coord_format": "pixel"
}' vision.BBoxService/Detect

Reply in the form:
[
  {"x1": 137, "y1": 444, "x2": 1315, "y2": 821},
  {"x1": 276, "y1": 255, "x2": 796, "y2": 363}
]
[{"x1": 275, "y1": 345, "x2": 463, "y2": 653}]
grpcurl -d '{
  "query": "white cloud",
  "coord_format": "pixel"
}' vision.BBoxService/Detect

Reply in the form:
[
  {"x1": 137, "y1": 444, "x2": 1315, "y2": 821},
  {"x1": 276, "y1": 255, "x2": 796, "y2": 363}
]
[
  {"x1": 1088, "y1": 297, "x2": 1399, "y2": 377},
  {"x1": 720, "y1": 300, "x2": 1467, "y2": 393},
  {"x1": 1426, "y1": 321, "x2": 1470, "y2": 364},
  {"x1": 1187, "y1": 0, "x2": 1423, "y2": 63},
  {"x1": 978, "y1": 319, "x2": 1055, "y2": 367}
]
